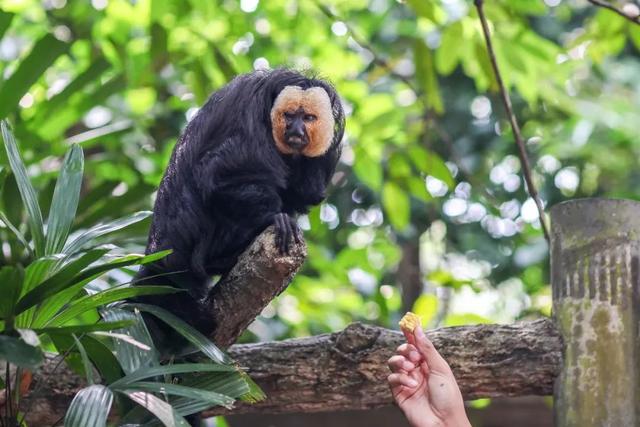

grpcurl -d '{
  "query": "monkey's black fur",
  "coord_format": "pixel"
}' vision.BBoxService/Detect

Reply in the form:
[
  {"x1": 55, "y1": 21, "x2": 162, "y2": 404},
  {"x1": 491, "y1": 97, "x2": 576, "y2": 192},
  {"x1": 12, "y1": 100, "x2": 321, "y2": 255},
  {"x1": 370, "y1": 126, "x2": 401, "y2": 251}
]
[{"x1": 135, "y1": 69, "x2": 345, "y2": 336}]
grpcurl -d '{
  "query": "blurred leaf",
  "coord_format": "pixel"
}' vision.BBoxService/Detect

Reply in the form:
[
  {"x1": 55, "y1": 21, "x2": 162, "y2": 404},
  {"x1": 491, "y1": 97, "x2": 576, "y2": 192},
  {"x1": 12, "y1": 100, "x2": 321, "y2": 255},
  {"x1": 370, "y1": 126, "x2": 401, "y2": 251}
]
[
  {"x1": 408, "y1": 146, "x2": 454, "y2": 188},
  {"x1": 30, "y1": 58, "x2": 110, "y2": 127},
  {"x1": 382, "y1": 183, "x2": 410, "y2": 230},
  {"x1": 0, "y1": 34, "x2": 68, "y2": 119},
  {"x1": 0, "y1": 11, "x2": 14, "y2": 40},
  {"x1": 0, "y1": 335, "x2": 43, "y2": 368},
  {"x1": 2, "y1": 120, "x2": 45, "y2": 256},
  {"x1": 405, "y1": 0, "x2": 437, "y2": 21},
  {"x1": 45, "y1": 144, "x2": 84, "y2": 255},
  {"x1": 436, "y1": 22, "x2": 463, "y2": 75},
  {"x1": 412, "y1": 294, "x2": 438, "y2": 326},
  {"x1": 0, "y1": 266, "x2": 23, "y2": 319},
  {"x1": 414, "y1": 40, "x2": 443, "y2": 114},
  {"x1": 64, "y1": 384, "x2": 113, "y2": 427}
]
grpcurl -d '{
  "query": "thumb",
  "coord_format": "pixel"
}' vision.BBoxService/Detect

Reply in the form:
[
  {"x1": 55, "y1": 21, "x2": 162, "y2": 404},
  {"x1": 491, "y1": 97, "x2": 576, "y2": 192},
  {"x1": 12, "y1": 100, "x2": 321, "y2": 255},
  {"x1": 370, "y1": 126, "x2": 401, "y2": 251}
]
[{"x1": 413, "y1": 325, "x2": 452, "y2": 374}]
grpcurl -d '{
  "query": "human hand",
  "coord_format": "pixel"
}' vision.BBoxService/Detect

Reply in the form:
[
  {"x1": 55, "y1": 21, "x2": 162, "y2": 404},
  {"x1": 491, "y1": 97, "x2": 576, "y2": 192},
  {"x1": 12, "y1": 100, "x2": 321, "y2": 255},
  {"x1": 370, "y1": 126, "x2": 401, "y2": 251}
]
[{"x1": 387, "y1": 325, "x2": 470, "y2": 427}]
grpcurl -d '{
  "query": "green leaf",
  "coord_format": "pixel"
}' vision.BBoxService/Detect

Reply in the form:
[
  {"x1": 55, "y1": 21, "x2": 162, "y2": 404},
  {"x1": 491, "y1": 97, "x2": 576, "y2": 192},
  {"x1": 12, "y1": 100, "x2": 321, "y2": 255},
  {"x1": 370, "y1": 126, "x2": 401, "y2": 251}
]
[
  {"x1": 0, "y1": 265, "x2": 24, "y2": 319},
  {"x1": 414, "y1": 40, "x2": 444, "y2": 114},
  {"x1": 0, "y1": 34, "x2": 69, "y2": 119},
  {"x1": 382, "y1": 183, "x2": 410, "y2": 230},
  {"x1": 15, "y1": 247, "x2": 112, "y2": 317},
  {"x1": 1, "y1": 120, "x2": 45, "y2": 256},
  {"x1": 173, "y1": 371, "x2": 252, "y2": 415},
  {"x1": 72, "y1": 334, "x2": 95, "y2": 385},
  {"x1": 110, "y1": 363, "x2": 236, "y2": 389},
  {"x1": 0, "y1": 210, "x2": 32, "y2": 256},
  {"x1": 128, "y1": 303, "x2": 230, "y2": 364},
  {"x1": 64, "y1": 211, "x2": 152, "y2": 255},
  {"x1": 17, "y1": 250, "x2": 169, "y2": 314},
  {"x1": 45, "y1": 144, "x2": 84, "y2": 255},
  {"x1": 120, "y1": 389, "x2": 189, "y2": 427},
  {"x1": 127, "y1": 381, "x2": 235, "y2": 409},
  {"x1": 101, "y1": 308, "x2": 158, "y2": 375},
  {"x1": 436, "y1": 22, "x2": 463, "y2": 75},
  {"x1": 48, "y1": 285, "x2": 182, "y2": 327},
  {"x1": 31, "y1": 58, "x2": 111, "y2": 127},
  {"x1": 408, "y1": 146, "x2": 454, "y2": 188},
  {"x1": 0, "y1": 11, "x2": 14, "y2": 40},
  {"x1": 0, "y1": 335, "x2": 43, "y2": 368},
  {"x1": 64, "y1": 384, "x2": 113, "y2": 427},
  {"x1": 405, "y1": 0, "x2": 437, "y2": 20},
  {"x1": 80, "y1": 335, "x2": 123, "y2": 384},
  {"x1": 35, "y1": 320, "x2": 135, "y2": 334}
]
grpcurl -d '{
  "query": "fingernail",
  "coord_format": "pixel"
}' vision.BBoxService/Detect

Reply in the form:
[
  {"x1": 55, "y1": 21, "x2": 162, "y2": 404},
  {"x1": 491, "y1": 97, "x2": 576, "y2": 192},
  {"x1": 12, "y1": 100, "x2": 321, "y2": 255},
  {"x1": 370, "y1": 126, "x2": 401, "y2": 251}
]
[
  {"x1": 408, "y1": 379, "x2": 418, "y2": 387},
  {"x1": 415, "y1": 325, "x2": 425, "y2": 338}
]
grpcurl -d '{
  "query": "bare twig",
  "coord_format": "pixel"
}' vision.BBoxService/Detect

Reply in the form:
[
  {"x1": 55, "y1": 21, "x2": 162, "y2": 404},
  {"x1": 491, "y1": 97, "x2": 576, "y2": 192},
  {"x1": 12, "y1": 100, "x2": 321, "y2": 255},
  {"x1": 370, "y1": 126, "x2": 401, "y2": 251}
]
[
  {"x1": 587, "y1": 0, "x2": 640, "y2": 25},
  {"x1": 474, "y1": 0, "x2": 550, "y2": 243}
]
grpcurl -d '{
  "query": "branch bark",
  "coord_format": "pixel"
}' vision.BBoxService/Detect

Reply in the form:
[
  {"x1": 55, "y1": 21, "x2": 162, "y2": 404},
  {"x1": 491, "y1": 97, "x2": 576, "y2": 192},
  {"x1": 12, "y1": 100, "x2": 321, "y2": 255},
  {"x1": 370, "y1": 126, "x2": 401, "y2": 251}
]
[
  {"x1": 204, "y1": 318, "x2": 562, "y2": 416},
  {"x1": 205, "y1": 226, "x2": 307, "y2": 347}
]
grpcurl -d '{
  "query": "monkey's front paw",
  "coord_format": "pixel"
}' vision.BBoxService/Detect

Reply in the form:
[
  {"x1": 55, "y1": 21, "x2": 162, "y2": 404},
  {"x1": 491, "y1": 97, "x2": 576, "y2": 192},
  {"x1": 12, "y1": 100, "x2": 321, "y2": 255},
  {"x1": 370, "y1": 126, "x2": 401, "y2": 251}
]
[{"x1": 273, "y1": 213, "x2": 302, "y2": 254}]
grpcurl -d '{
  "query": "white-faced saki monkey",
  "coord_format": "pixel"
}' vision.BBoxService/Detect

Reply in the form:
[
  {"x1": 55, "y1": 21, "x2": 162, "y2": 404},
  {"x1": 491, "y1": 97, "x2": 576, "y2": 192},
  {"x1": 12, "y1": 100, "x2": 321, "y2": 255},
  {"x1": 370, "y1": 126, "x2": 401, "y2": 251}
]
[{"x1": 134, "y1": 69, "x2": 345, "y2": 337}]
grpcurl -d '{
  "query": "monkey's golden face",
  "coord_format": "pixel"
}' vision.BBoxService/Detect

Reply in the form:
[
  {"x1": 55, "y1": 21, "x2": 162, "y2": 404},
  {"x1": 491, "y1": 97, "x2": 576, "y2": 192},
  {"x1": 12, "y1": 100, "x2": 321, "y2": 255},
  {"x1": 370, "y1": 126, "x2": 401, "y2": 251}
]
[{"x1": 271, "y1": 86, "x2": 335, "y2": 157}]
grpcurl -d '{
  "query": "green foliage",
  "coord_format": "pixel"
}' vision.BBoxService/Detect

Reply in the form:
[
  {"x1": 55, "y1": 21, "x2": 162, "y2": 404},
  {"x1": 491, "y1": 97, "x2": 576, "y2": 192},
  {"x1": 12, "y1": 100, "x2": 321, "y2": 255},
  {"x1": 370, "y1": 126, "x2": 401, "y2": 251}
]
[
  {"x1": 0, "y1": 126, "x2": 263, "y2": 426},
  {"x1": 1, "y1": 0, "x2": 640, "y2": 419}
]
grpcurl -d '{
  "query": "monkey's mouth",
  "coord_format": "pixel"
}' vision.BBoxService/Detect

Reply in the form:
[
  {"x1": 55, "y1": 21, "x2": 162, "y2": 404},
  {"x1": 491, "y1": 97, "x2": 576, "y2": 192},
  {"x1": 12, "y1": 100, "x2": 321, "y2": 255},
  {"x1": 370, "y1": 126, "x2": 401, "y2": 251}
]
[{"x1": 286, "y1": 136, "x2": 308, "y2": 150}]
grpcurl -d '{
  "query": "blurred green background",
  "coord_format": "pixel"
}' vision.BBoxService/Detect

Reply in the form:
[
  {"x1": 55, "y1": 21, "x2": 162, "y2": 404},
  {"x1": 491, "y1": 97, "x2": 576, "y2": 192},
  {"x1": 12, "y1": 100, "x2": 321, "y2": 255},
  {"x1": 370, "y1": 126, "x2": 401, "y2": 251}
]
[{"x1": 1, "y1": 0, "x2": 639, "y2": 345}]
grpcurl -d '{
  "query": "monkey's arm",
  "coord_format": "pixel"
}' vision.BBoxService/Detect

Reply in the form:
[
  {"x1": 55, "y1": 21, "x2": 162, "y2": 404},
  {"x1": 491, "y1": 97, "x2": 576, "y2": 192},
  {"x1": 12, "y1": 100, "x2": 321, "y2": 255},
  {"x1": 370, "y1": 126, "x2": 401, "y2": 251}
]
[
  {"x1": 282, "y1": 150, "x2": 340, "y2": 214},
  {"x1": 196, "y1": 141, "x2": 297, "y2": 257}
]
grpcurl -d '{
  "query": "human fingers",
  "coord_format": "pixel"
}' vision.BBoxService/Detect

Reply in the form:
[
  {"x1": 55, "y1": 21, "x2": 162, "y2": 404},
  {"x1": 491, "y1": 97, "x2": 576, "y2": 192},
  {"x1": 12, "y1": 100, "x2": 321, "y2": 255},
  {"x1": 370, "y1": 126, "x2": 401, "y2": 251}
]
[
  {"x1": 396, "y1": 343, "x2": 422, "y2": 364},
  {"x1": 402, "y1": 328, "x2": 416, "y2": 346},
  {"x1": 388, "y1": 373, "x2": 419, "y2": 389},
  {"x1": 388, "y1": 355, "x2": 417, "y2": 373},
  {"x1": 413, "y1": 325, "x2": 452, "y2": 374}
]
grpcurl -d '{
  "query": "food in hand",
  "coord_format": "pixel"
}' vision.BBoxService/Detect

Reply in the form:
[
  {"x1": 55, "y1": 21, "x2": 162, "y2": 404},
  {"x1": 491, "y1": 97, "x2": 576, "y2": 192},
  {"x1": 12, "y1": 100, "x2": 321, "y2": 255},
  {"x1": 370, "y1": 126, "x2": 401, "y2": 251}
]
[{"x1": 399, "y1": 312, "x2": 422, "y2": 334}]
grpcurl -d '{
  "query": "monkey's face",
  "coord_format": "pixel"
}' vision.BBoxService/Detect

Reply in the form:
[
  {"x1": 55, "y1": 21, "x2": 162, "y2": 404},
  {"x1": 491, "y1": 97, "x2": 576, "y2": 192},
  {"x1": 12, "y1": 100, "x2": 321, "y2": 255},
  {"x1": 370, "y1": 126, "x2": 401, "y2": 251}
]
[{"x1": 271, "y1": 86, "x2": 335, "y2": 157}]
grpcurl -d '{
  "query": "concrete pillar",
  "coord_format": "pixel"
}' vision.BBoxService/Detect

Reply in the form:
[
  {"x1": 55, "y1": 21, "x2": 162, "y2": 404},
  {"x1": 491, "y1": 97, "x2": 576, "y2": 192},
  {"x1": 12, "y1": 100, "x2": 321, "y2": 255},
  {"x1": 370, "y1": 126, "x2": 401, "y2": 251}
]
[{"x1": 551, "y1": 199, "x2": 640, "y2": 426}]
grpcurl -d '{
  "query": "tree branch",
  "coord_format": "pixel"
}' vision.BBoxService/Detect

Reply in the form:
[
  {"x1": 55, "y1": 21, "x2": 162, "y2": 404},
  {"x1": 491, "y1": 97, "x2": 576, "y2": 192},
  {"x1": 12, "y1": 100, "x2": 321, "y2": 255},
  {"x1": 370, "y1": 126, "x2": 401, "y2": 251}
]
[
  {"x1": 207, "y1": 318, "x2": 561, "y2": 415},
  {"x1": 205, "y1": 226, "x2": 307, "y2": 347},
  {"x1": 21, "y1": 318, "x2": 561, "y2": 424},
  {"x1": 587, "y1": 0, "x2": 640, "y2": 26},
  {"x1": 474, "y1": 0, "x2": 550, "y2": 243}
]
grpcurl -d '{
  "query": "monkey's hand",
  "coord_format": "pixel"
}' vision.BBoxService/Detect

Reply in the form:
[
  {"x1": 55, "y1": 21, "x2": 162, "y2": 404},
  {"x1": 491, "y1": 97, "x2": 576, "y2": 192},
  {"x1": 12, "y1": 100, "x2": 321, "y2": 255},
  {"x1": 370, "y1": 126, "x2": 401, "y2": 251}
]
[{"x1": 273, "y1": 212, "x2": 302, "y2": 254}]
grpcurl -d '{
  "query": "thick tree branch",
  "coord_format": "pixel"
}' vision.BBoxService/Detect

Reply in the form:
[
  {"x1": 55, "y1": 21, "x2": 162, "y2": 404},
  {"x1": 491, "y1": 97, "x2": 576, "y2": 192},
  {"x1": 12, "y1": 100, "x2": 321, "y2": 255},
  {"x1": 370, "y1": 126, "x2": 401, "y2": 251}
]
[
  {"x1": 206, "y1": 318, "x2": 561, "y2": 415},
  {"x1": 474, "y1": 0, "x2": 550, "y2": 243},
  {"x1": 205, "y1": 226, "x2": 307, "y2": 347},
  {"x1": 22, "y1": 318, "x2": 561, "y2": 424}
]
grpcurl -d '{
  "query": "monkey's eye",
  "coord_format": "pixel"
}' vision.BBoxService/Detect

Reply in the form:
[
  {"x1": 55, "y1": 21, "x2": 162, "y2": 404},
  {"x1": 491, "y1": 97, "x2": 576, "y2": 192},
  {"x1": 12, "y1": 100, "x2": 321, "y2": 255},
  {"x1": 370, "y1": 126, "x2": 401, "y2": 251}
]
[{"x1": 303, "y1": 114, "x2": 317, "y2": 122}]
